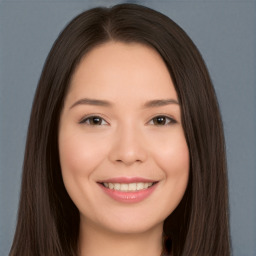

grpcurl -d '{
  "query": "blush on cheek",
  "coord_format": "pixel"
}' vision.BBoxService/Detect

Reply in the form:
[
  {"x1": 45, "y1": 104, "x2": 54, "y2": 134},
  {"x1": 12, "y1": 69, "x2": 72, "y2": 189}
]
[
  {"x1": 60, "y1": 147, "x2": 101, "y2": 178},
  {"x1": 158, "y1": 145, "x2": 189, "y2": 175},
  {"x1": 59, "y1": 131, "x2": 110, "y2": 214}
]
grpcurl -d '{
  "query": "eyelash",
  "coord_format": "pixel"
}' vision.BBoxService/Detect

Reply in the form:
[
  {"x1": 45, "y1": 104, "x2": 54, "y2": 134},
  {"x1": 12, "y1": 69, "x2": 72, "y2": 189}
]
[
  {"x1": 148, "y1": 115, "x2": 177, "y2": 126},
  {"x1": 79, "y1": 116, "x2": 108, "y2": 126},
  {"x1": 79, "y1": 115, "x2": 177, "y2": 126}
]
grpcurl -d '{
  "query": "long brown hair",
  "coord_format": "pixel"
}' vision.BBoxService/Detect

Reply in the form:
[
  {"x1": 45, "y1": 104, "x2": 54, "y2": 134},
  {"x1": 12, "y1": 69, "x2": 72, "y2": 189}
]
[{"x1": 10, "y1": 3, "x2": 231, "y2": 256}]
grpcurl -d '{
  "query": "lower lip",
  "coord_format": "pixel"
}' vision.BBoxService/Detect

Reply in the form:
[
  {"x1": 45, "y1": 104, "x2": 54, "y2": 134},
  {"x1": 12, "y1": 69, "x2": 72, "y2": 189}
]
[{"x1": 99, "y1": 183, "x2": 157, "y2": 203}]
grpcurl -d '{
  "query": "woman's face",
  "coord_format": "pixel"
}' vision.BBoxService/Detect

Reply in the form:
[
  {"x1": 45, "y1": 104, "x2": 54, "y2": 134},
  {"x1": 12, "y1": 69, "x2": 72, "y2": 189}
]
[{"x1": 58, "y1": 41, "x2": 189, "y2": 235}]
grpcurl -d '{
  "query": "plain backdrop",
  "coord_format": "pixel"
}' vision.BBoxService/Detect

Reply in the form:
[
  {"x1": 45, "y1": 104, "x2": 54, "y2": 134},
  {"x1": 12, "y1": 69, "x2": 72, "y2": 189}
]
[{"x1": 0, "y1": 0, "x2": 255, "y2": 255}]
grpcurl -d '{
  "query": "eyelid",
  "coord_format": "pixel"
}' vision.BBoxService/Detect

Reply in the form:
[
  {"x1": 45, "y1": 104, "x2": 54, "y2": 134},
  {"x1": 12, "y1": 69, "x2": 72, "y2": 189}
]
[
  {"x1": 78, "y1": 113, "x2": 177, "y2": 126},
  {"x1": 147, "y1": 114, "x2": 177, "y2": 126},
  {"x1": 79, "y1": 114, "x2": 109, "y2": 125}
]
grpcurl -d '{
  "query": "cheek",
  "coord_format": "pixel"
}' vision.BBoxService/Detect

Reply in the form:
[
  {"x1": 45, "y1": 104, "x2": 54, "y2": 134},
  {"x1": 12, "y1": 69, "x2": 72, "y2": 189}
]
[
  {"x1": 151, "y1": 129, "x2": 190, "y2": 205},
  {"x1": 161, "y1": 142, "x2": 189, "y2": 177},
  {"x1": 58, "y1": 127, "x2": 109, "y2": 206},
  {"x1": 150, "y1": 129, "x2": 190, "y2": 176},
  {"x1": 59, "y1": 131, "x2": 107, "y2": 176}
]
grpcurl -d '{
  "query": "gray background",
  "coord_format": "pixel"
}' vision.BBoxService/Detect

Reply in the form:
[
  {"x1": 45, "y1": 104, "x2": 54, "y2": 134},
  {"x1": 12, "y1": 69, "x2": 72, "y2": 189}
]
[{"x1": 0, "y1": 0, "x2": 255, "y2": 255}]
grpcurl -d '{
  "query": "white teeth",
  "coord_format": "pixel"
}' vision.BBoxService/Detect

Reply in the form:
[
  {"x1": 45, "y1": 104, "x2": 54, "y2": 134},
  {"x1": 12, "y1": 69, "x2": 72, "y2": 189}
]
[
  {"x1": 128, "y1": 183, "x2": 137, "y2": 191},
  {"x1": 114, "y1": 183, "x2": 120, "y2": 190},
  {"x1": 137, "y1": 182, "x2": 144, "y2": 190},
  {"x1": 102, "y1": 182, "x2": 153, "y2": 191},
  {"x1": 120, "y1": 183, "x2": 128, "y2": 190}
]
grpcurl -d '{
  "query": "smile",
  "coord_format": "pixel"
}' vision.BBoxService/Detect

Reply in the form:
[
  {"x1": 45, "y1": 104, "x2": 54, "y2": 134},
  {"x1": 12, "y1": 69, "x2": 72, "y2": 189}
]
[
  {"x1": 102, "y1": 182, "x2": 154, "y2": 191},
  {"x1": 98, "y1": 177, "x2": 159, "y2": 203}
]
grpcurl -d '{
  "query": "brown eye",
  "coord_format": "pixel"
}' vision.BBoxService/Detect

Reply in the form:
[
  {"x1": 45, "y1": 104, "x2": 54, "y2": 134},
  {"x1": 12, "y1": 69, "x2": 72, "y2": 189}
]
[
  {"x1": 150, "y1": 116, "x2": 176, "y2": 126},
  {"x1": 80, "y1": 116, "x2": 108, "y2": 125}
]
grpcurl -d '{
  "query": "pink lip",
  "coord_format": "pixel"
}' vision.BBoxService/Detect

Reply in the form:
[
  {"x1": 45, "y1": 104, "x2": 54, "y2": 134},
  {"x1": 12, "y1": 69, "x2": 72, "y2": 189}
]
[
  {"x1": 99, "y1": 176, "x2": 156, "y2": 183},
  {"x1": 98, "y1": 177, "x2": 158, "y2": 203}
]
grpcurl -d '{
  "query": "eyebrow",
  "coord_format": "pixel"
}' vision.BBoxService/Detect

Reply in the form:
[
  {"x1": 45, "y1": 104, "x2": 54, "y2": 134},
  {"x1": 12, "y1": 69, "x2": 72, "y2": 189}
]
[
  {"x1": 69, "y1": 98, "x2": 179, "y2": 109},
  {"x1": 143, "y1": 99, "x2": 179, "y2": 108},
  {"x1": 70, "y1": 98, "x2": 111, "y2": 109}
]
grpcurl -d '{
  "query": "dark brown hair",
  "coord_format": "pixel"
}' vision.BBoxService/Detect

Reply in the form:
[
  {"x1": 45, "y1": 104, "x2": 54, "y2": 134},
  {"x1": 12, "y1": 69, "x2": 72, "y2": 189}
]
[{"x1": 10, "y1": 3, "x2": 231, "y2": 256}]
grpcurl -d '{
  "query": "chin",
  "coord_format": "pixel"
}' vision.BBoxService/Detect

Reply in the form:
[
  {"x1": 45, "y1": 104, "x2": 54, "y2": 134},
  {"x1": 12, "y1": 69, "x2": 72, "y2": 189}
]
[{"x1": 83, "y1": 208, "x2": 166, "y2": 236}]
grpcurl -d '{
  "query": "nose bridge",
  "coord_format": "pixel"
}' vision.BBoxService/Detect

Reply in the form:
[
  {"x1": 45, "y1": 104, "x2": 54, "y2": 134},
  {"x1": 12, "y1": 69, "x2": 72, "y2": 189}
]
[{"x1": 109, "y1": 122, "x2": 147, "y2": 165}]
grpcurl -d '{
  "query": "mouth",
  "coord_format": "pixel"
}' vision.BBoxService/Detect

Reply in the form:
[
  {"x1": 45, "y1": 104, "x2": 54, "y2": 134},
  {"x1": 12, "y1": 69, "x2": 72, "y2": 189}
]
[
  {"x1": 97, "y1": 177, "x2": 159, "y2": 203},
  {"x1": 99, "y1": 182, "x2": 157, "y2": 192}
]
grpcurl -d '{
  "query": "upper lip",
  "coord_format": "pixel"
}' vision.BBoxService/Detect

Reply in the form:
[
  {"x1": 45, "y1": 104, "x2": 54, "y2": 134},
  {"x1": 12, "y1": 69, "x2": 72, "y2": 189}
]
[{"x1": 98, "y1": 177, "x2": 158, "y2": 183}]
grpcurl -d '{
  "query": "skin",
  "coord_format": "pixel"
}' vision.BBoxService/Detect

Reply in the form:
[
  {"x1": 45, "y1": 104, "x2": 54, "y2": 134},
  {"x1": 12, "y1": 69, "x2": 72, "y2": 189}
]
[{"x1": 58, "y1": 41, "x2": 189, "y2": 256}]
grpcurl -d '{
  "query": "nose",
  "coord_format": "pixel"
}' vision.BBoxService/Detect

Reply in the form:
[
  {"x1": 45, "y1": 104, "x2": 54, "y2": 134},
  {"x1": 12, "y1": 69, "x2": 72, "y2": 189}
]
[{"x1": 108, "y1": 125, "x2": 148, "y2": 166}]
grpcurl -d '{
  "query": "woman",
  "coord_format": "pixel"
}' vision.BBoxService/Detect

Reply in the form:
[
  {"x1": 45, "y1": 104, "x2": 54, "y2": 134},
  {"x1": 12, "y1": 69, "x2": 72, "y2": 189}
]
[{"x1": 10, "y1": 3, "x2": 231, "y2": 256}]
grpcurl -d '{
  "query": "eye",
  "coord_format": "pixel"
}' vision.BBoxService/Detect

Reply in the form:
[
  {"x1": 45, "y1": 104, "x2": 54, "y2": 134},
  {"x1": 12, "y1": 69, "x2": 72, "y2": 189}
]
[
  {"x1": 79, "y1": 116, "x2": 108, "y2": 126},
  {"x1": 148, "y1": 115, "x2": 176, "y2": 126}
]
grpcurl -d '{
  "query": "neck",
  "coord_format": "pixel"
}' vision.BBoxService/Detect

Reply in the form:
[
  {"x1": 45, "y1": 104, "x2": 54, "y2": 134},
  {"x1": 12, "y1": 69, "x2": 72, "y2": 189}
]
[{"x1": 78, "y1": 218, "x2": 164, "y2": 256}]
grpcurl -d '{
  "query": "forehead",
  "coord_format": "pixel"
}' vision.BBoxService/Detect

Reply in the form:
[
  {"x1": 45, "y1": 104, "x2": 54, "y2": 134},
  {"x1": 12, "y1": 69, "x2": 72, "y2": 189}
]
[{"x1": 66, "y1": 41, "x2": 177, "y2": 105}]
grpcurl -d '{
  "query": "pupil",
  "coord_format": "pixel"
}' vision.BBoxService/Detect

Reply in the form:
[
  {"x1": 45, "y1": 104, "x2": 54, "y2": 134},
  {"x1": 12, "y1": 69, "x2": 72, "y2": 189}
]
[
  {"x1": 155, "y1": 117, "x2": 166, "y2": 125},
  {"x1": 92, "y1": 117, "x2": 101, "y2": 125}
]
